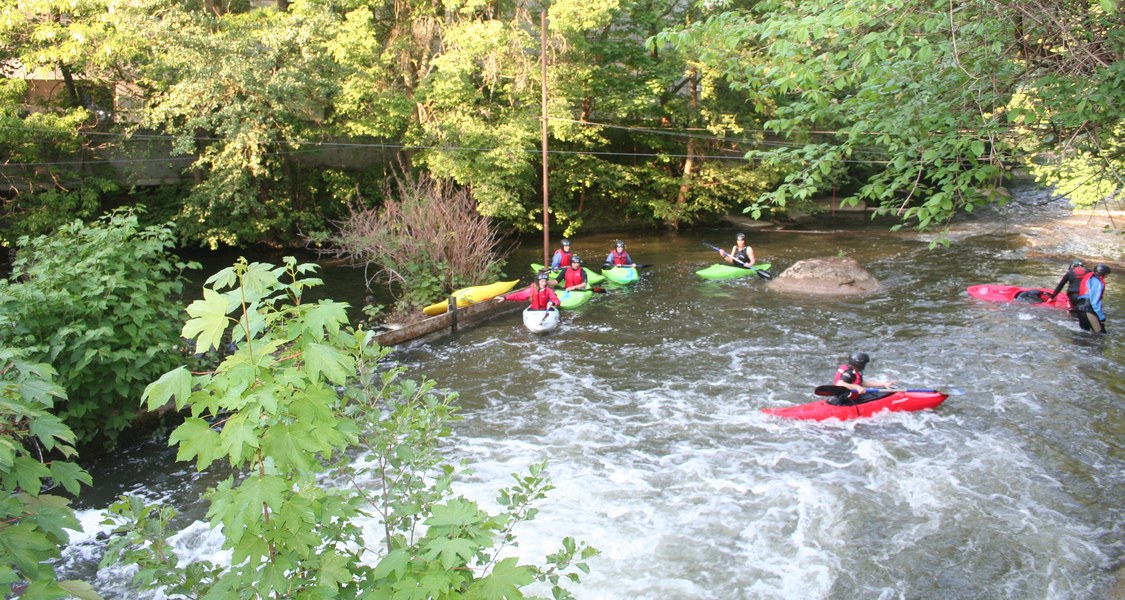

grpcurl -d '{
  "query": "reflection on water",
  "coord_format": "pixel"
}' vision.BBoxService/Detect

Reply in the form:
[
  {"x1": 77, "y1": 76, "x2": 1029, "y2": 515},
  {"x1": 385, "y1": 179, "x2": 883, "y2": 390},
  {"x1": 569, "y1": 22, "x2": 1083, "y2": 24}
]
[{"x1": 63, "y1": 193, "x2": 1123, "y2": 599}]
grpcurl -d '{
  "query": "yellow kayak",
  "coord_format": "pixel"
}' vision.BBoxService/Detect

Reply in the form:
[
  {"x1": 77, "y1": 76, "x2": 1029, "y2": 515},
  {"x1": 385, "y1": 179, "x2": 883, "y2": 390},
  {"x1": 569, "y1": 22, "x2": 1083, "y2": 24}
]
[{"x1": 422, "y1": 280, "x2": 520, "y2": 316}]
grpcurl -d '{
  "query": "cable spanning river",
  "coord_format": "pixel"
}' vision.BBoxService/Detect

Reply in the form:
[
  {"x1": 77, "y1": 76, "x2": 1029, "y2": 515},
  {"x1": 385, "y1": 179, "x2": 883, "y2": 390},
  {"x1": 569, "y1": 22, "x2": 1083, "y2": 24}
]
[{"x1": 62, "y1": 189, "x2": 1123, "y2": 599}]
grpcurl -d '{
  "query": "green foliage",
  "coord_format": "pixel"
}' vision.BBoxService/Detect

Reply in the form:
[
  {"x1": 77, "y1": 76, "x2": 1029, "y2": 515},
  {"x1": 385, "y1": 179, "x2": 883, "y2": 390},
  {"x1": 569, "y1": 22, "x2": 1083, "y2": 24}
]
[
  {"x1": 0, "y1": 209, "x2": 198, "y2": 448},
  {"x1": 102, "y1": 257, "x2": 595, "y2": 597},
  {"x1": 659, "y1": 0, "x2": 1125, "y2": 230},
  {"x1": 0, "y1": 350, "x2": 99, "y2": 599}
]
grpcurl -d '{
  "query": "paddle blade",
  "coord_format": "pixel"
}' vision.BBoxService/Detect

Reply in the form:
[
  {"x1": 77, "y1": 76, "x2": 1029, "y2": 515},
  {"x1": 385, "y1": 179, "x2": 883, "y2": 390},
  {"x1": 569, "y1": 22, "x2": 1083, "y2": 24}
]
[
  {"x1": 591, "y1": 287, "x2": 609, "y2": 294},
  {"x1": 756, "y1": 269, "x2": 774, "y2": 280},
  {"x1": 814, "y1": 385, "x2": 849, "y2": 397}
]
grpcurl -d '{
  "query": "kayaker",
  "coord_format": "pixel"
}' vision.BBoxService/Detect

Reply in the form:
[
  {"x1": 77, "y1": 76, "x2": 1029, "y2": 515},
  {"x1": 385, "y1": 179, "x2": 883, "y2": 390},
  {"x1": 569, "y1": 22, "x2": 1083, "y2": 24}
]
[
  {"x1": 549, "y1": 239, "x2": 573, "y2": 270},
  {"x1": 721, "y1": 232, "x2": 756, "y2": 268},
  {"x1": 829, "y1": 351, "x2": 897, "y2": 406},
  {"x1": 496, "y1": 272, "x2": 559, "y2": 311},
  {"x1": 1074, "y1": 264, "x2": 1110, "y2": 333},
  {"x1": 605, "y1": 240, "x2": 635, "y2": 267},
  {"x1": 553, "y1": 255, "x2": 589, "y2": 291},
  {"x1": 1046, "y1": 259, "x2": 1087, "y2": 310}
]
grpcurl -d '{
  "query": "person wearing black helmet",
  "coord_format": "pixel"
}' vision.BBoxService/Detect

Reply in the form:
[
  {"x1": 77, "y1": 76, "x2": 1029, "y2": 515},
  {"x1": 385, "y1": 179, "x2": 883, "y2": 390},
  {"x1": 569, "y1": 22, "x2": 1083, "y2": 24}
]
[
  {"x1": 549, "y1": 239, "x2": 573, "y2": 270},
  {"x1": 1046, "y1": 258, "x2": 1087, "y2": 310},
  {"x1": 497, "y1": 271, "x2": 560, "y2": 311},
  {"x1": 1074, "y1": 264, "x2": 1110, "y2": 333},
  {"x1": 553, "y1": 254, "x2": 589, "y2": 291},
  {"x1": 829, "y1": 351, "x2": 897, "y2": 406},
  {"x1": 721, "y1": 232, "x2": 756, "y2": 268},
  {"x1": 605, "y1": 240, "x2": 635, "y2": 267}
]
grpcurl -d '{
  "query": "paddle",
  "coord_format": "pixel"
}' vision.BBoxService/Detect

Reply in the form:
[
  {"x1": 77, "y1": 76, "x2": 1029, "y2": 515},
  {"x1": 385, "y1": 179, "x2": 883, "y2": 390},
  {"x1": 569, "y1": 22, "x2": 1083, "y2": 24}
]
[
  {"x1": 602, "y1": 263, "x2": 651, "y2": 269},
  {"x1": 701, "y1": 242, "x2": 773, "y2": 280},
  {"x1": 540, "y1": 303, "x2": 555, "y2": 324},
  {"x1": 814, "y1": 385, "x2": 966, "y2": 397}
]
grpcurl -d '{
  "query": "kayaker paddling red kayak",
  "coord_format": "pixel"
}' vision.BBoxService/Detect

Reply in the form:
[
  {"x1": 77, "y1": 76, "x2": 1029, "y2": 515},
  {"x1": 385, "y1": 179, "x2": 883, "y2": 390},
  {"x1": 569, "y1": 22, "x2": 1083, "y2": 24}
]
[{"x1": 761, "y1": 387, "x2": 955, "y2": 421}]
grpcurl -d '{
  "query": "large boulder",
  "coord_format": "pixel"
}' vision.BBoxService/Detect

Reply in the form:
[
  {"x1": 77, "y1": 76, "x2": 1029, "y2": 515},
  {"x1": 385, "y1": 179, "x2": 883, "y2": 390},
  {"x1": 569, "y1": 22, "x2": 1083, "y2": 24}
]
[{"x1": 767, "y1": 256, "x2": 880, "y2": 296}]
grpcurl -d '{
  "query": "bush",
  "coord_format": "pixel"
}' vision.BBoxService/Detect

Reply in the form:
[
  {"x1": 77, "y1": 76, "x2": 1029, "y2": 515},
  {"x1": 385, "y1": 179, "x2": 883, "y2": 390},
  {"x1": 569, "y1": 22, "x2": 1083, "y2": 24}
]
[
  {"x1": 102, "y1": 257, "x2": 595, "y2": 598},
  {"x1": 0, "y1": 209, "x2": 198, "y2": 448},
  {"x1": 326, "y1": 173, "x2": 511, "y2": 317}
]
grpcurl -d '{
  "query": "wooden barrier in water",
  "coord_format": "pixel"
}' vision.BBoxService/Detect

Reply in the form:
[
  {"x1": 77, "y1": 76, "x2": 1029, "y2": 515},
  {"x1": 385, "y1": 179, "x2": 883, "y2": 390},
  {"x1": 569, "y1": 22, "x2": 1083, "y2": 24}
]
[{"x1": 374, "y1": 297, "x2": 522, "y2": 348}]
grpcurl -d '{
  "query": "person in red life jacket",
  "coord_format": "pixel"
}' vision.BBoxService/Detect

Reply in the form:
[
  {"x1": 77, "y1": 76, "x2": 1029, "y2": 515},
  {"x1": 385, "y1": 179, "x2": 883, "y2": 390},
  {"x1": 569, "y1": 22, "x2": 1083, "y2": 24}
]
[
  {"x1": 553, "y1": 254, "x2": 588, "y2": 291},
  {"x1": 1046, "y1": 258, "x2": 1087, "y2": 310},
  {"x1": 721, "y1": 232, "x2": 756, "y2": 268},
  {"x1": 496, "y1": 271, "x2": 560, "y2": 311},
  {"x1": 604, "y1": 240, "x2": 635, "y2": 267},
  {"x1": 549, "y1": 238, "x2": 573, "y2": 270},
  {"x1": 828, "y1": 351, "x2": 897, "y2": 406},
  {"x1": 1074, "y1": 263, "x2": 1110, "y2": 333}
]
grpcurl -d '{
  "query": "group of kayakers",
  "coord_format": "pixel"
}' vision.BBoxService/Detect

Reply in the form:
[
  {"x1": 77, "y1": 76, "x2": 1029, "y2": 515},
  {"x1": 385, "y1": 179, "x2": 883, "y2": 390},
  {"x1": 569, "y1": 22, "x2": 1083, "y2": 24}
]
[
  {"x1": 1046, "y1": 259, "x2": 1111, "y2": 334},
  {"x1": 497, "y1": 238, "x2": 645, "y2": 310}
]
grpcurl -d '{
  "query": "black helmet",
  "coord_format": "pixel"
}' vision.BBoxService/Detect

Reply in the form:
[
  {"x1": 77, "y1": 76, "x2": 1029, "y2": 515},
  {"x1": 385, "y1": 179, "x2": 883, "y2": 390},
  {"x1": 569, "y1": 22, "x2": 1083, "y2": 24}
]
[
  {"x1": 570, "y1": 254, "x2": 582, "y2": 265},
  {"x1": 614, "y1": 240, "x2": 625, "y2": 248},
  {"x1": 561, "y1": 238, "x2": 571, "y2": 246},
  {"x1": 537, "y1": 271, "x2": 550, "y2": 281},
  {"x1": 1094, "y1": 264, "x2": 1111, "y2": 276},
  {"x1": 1071, "y1": 259, "x2": 1084, "y2": 268},
  {"x1": 847, "y1": 351, "x2": 870, "y2": 369},
  {"x1": 736, "y1": 232, "x2": 746, "y2": 240}
]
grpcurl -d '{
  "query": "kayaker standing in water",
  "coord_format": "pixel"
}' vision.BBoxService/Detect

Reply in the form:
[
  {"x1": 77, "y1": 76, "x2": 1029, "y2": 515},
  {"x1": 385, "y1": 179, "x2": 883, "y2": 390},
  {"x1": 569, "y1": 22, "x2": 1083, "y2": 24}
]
[
  {"x1": 605, "y1": 240, "x2": 635, "y2": 267},
  {"x1": 553, "y1": 255, "x2": 589, "y2": 291},
  {"x1": 719, "y1": 232, "x2": 756, "y2": 268},
  {"x1": 1074, "y1": 264, "x2": 1110, "y2": 334},
  {"x1": 549, "y1": 238, "x2": 573, "y2": 270},
  {"x1": 829, "y1": 351, "x2": 897, "y2": 406},
  {"x1": 497, "y1": 272, "x2": 560, "y2": 310},
  {"x1": 1046, "y1": 259, "x2": 1087, "y2": 310}
]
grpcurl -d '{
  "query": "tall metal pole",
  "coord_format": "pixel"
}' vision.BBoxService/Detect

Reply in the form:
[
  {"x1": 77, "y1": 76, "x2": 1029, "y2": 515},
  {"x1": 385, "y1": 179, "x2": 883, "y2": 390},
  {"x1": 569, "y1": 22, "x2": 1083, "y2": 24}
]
[{"x1": 540, "y1": 9, "x2": 550, "y2": 267}]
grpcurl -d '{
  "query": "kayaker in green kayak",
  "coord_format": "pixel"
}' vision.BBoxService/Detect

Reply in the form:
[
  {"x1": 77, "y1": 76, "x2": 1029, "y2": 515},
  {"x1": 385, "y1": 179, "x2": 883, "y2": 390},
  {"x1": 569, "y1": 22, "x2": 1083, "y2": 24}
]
[
  {"x1": 552, "y1": 255, "x2": 589, "y2": 291},
  {"x1": 549, "y1": 238, "x2": 573, "y2": 269},
  {"x1": 718, "y1": 232, "x2": 756, "y2": 268},
  {"x1": 605, "y1": 240, "x2": 636, "y2": 267}
]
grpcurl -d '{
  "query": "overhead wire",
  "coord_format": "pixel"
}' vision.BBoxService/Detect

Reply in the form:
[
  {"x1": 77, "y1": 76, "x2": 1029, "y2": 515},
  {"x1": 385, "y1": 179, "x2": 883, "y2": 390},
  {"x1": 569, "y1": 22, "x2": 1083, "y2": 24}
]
[{"x1": 0, "y1": 114, "x2": 1023, "y2": 169}]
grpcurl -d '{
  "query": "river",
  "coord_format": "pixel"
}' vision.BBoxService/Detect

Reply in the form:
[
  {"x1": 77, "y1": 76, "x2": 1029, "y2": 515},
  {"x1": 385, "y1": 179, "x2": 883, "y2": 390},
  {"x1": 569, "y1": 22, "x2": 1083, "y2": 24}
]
[{"x1": 61, "y1": 185, "x2": 1124, "y2": 599}]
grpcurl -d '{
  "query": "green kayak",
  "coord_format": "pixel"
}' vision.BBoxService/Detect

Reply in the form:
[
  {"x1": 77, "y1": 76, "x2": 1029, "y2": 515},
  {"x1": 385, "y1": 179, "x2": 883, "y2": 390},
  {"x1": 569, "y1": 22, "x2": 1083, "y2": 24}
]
[
  {"x1": 557, "y1": 289, "x2": 594, "y2": 309},
  {"x1": 600, "y1": 266, "x2": 639, "y2": 285},
  {"x1": 530, "y1": 263, "x2": 606, "y2": 285},
  {"x1": 695, "y1": 262, "x2": 772, "y2": 280}
]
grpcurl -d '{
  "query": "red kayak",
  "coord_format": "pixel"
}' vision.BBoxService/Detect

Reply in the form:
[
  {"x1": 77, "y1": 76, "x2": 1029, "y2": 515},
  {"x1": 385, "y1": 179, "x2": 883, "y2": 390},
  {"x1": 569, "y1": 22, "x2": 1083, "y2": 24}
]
[
  {"x1": 761, "y1": 390, "x2": 949, "y2": 421},
  {"x1": 966, "y1": 284, "x2": 1071, "y2": 310}
]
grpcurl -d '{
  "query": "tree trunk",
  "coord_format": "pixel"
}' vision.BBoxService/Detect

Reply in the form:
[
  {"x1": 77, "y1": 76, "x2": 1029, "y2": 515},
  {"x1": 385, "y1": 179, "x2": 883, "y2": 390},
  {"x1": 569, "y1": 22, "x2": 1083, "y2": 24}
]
[{"x1": 671, "y1": 67, "x2": 701, "y2": 229}]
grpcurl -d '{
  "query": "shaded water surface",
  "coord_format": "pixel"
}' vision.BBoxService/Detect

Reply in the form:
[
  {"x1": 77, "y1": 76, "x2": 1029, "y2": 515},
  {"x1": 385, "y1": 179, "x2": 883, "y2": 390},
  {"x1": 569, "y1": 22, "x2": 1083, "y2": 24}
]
[{"x1": 64, "y1": 191, "x2": 1123, "y2": 599}]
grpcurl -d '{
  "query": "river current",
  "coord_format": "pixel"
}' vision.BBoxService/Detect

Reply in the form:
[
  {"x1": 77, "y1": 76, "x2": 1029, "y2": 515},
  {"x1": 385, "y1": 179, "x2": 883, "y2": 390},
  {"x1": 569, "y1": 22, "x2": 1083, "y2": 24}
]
[{"x1": 61, "y1": 186, "x2": 1123, "y2": 599}]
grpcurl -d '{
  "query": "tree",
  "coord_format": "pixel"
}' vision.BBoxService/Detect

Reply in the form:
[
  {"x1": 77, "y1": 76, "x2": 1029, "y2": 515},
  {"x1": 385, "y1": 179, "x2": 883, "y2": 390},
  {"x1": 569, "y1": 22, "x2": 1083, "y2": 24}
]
[
  {"x1": 0, "y1": 0, "x2": 122, "y2": 243},
  {"x1": 102, "y1": 257, "x2": 595, "y2": 597},
  {"x1": 656, "y1": 0, "x2": 1125, "y2": 234}
]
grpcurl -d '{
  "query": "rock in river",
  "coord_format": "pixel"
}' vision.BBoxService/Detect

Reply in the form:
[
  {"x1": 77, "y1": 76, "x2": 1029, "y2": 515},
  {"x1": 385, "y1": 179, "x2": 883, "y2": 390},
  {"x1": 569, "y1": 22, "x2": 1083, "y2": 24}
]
[{"x1": 767, "y1": 256, "x2": 880, "y2": 296}]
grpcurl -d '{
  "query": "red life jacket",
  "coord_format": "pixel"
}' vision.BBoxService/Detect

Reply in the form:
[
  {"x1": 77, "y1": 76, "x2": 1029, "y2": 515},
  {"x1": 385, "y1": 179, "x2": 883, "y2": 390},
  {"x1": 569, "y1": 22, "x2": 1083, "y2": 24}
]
[
  {"x1": 529, "y1": 286, "x2": 558, "y2": 310},
  {"x1": 563, "y1": 266, "x2": 586, "y2": 288},
  {"x1": 553, "y1": 249, "x2": 572, "y2": 266},
  {"x1": 834, "y1": 364, "x2": 863, "y2": 398},
  {"x1": 1078, "y1": 271, "x2": 1103, "y2": 296},
  {"x1": 1065, "y1": 266, "x2": 1088, "y2": 293},
  {"x1": 609, "y1": 250, "x2": 631, "y2": 266}
]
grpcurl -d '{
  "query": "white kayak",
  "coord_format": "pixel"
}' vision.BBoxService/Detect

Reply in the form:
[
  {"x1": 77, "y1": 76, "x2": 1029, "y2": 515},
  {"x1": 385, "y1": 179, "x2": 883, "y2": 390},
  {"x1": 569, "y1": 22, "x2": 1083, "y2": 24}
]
[{"x1": 523, "y1": 307, "x2": 560, "y2": 333}]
